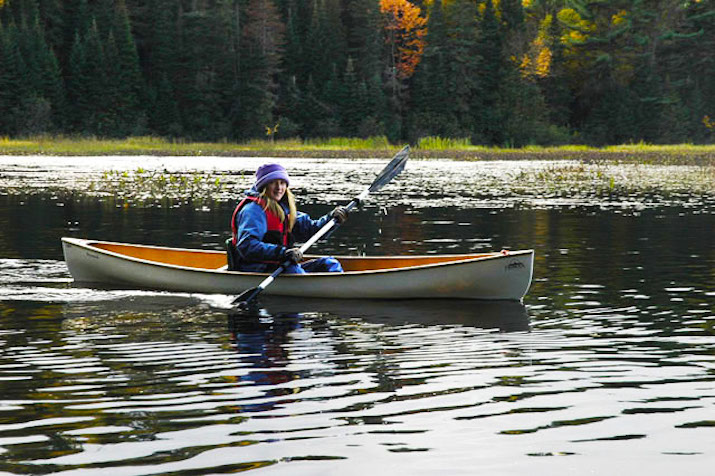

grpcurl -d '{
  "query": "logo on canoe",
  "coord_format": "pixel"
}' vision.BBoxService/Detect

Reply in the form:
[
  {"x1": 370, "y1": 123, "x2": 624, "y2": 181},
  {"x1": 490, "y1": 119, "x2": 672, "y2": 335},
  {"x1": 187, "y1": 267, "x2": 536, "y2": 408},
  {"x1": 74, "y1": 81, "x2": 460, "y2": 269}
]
[{"x1": 505, "y1": 260, "x2": 525, "y2": 272}]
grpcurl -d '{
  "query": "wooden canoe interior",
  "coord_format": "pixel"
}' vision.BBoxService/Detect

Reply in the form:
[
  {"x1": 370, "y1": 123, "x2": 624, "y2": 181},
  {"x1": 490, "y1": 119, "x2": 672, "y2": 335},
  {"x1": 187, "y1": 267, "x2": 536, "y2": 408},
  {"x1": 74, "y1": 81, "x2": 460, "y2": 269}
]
[{"x1": 90, "y1": 241, "x2": 496, "y2": 272}]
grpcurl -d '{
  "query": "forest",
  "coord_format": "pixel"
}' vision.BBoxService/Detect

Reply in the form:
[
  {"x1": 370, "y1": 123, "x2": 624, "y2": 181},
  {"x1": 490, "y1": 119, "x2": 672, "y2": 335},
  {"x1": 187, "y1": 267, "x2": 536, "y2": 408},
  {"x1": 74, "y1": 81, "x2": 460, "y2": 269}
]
[{"x1": 0, "y1": 0, "x2": 713, "y2": 146}]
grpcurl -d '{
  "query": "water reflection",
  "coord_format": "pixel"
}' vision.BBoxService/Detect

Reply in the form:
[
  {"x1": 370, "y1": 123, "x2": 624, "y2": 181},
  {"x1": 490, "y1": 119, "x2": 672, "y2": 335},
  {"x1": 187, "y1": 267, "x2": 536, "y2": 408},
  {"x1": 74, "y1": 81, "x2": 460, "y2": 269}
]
[
  {"x1": 227, "y1": 310, "x2": 301, "y2": 415},
  {"x1": 231, "y1": 298, "x2": 530, "y2": 333}
]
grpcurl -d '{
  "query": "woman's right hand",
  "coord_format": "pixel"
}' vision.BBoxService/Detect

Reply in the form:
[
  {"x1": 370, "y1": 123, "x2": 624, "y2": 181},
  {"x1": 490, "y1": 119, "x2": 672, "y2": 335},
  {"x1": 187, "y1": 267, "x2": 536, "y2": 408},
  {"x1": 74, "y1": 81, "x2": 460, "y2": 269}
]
[{"x1": 283, "y1": 247, "x2": 303, "y2": 264}]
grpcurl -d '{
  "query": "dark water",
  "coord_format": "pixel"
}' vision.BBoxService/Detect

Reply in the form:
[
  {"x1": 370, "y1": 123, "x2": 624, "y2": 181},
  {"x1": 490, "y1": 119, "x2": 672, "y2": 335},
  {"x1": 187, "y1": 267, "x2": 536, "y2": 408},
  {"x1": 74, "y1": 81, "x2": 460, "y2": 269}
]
[{"x1": 0, "y1": 156, "x2": 714, "y2": 475}]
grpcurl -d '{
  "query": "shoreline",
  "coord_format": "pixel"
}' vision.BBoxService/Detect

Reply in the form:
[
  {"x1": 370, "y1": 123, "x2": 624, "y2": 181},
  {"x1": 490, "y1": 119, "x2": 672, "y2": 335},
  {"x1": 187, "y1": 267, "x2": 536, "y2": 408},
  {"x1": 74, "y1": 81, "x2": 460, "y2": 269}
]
[{"x1": 1, "y1": 136, "x2": 714, "y2": 164}]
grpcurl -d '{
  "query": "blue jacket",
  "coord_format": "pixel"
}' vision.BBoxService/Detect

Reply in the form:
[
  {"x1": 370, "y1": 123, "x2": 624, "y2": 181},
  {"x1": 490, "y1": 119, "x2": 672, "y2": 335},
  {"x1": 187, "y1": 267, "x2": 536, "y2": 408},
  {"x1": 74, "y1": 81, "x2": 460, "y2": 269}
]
[{"x1": 233, "y1": 189, "x2": 333, "y2": 272}]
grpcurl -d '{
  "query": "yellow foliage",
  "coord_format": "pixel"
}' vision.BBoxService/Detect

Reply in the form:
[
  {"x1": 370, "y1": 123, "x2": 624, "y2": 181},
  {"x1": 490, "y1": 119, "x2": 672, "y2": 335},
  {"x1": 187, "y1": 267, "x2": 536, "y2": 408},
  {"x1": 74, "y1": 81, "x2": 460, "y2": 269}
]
[
  {"x1": 535, "y1": 47, "x2": 552, "y2": 78},
  {"x1": 612, "y1": 10, "x2": 628, "y2": 27},
  {"x1": 380, "y1": 0, "x2": 428, "y2": 79},
  {"x1": 564, "y1": 29, "x2": 587, "y2": 44},
  {"x1": 557, "y1": 8, "x2": 595, "y2": 44},
  {"x1": 520, "y1": 14, "x2": 553, "y2": 80},
  {"x1": 703, "y1": 115, "x2": 714, "y2": 130},
  {"x1": 423, "y1": 0, "x2": 457, "y2": 6},
  {"x1": 520, "y1": 54, "x2": 532, "y2": 76}
]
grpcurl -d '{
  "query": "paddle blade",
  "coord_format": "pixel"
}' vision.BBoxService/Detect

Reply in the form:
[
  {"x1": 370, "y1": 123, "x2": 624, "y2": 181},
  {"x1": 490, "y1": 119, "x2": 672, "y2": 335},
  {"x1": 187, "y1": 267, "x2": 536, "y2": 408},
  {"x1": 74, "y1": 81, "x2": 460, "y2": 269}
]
[
  {"x1": 232, "y1": 286, "x2": 261, "y2": 307},
  {"x1": 368, "y1": 145, "x2": 409, "y2": 193}
]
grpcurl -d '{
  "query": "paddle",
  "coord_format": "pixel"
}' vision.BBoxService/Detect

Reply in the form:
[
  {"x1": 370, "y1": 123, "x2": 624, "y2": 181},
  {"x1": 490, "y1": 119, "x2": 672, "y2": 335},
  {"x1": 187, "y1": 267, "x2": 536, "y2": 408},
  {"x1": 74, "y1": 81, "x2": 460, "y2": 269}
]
[{"x1": 232, "y1": 145, "x2": 410, "y2": 308}]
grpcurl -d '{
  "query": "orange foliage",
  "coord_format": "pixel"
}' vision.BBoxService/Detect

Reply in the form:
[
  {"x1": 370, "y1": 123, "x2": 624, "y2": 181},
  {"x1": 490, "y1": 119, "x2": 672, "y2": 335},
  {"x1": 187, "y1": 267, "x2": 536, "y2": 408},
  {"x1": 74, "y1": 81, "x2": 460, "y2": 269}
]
[{"x1": 380, "y1": 0, "x2": 427, "y2": 79}]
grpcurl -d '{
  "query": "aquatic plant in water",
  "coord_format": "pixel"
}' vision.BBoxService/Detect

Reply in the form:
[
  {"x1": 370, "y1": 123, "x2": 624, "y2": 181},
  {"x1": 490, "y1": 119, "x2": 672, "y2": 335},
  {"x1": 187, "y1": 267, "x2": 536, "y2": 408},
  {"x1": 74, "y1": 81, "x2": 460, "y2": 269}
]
[{"x1": 89, "y1": 168, "x2": 225, "y2": 201}]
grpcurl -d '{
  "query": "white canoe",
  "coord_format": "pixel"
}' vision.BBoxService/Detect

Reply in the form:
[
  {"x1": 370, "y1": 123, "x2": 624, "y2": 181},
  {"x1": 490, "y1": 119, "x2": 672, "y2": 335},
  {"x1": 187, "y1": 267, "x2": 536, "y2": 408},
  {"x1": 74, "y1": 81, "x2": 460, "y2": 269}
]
[{"x1": 61, "y1": 237, "x2": 534, "y2": 301}]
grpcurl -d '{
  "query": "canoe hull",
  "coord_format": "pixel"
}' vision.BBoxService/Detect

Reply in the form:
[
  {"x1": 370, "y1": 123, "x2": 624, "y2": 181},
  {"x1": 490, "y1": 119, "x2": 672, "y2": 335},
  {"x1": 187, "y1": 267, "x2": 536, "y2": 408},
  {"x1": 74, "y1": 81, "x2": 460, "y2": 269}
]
[{"x1": 62, "y1": 237, "x2": 534, "y2": 301}]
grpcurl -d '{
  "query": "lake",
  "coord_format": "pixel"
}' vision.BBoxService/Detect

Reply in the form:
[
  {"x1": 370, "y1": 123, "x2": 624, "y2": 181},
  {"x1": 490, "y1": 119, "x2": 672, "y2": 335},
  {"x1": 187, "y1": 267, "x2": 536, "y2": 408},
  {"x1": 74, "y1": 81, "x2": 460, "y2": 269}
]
[{"x1": 1, "y1": 155, "x2": 714, "y2": 475}]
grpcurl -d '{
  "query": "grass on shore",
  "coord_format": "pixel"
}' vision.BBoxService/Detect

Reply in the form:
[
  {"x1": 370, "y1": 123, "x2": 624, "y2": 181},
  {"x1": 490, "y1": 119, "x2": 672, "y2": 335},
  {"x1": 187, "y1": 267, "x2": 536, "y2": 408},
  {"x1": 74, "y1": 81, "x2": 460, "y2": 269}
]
[{"x1": 1, "y1": 135, "x2": 714, "y2": 164}]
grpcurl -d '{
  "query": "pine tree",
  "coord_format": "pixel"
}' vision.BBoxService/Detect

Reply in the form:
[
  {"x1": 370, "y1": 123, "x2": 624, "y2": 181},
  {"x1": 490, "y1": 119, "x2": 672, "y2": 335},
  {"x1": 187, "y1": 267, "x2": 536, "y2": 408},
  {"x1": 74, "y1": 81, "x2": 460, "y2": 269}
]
[
  {"x1": 60, "y1": 0, "x2": 91, "y2": 70},
  {"x1": 83, "y1": 19, "x2": 110, "y2": 135},
  {"x1": 66, "y1": 19, "x2": 109, "y2": 135},
  {"x1": 110, "y1": 0, "x2": 145, "y2": 136},
  {"x1": 65, "y1": 31, "x2": 88, "y2": 132},
  {"x1": 446, "y1": 0, "x2": 481, "y2": 137},
  {"x1": 145, "y1": 0, "x2": 182, "y2": 136},
  {"x1": 304, "y1": 0, "x2": 348, "y2": 89},
  {"x1": 539, "y1": 12, "x2": 572, "y2": 132},
  {"x1": 475, "y1": 0, "x2": 505, "y2": 144},
  {"x1": 153, "y1": 73, "x2": 182, "y2": 137},
  {"x1": 237, "y1": 0, "x2": 285, "y2": 138},
  {"x1": 338, "y1": 57, "x2": 364, "y2": 136},
  {"x1": 408, "y1": 0, "x2": 459, "y2": 140},
  {"x1": 37, "y1": 0, "x2": 64, "y2": 53},
  {"x1": 0, "y1": 22, "x2": 30, "y2": 135},
  {"x1": 24, "y1": 14, "x2": 63, "y2": 132}
]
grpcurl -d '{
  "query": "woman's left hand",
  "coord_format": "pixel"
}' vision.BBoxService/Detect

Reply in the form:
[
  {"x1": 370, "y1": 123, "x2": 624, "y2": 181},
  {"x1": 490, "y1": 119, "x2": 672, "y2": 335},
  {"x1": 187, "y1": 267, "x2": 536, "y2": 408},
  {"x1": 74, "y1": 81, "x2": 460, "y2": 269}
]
[{"x1": 331, "y1": 206, "x2": 349, "y2": 224}]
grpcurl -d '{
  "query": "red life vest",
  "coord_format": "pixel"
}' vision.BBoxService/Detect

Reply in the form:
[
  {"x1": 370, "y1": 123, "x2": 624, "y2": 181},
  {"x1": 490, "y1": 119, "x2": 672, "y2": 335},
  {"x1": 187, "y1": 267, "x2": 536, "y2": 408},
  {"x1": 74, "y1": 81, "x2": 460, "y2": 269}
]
[{"x1": 231, "y1": 195, "x2": 292, "y2": 247}]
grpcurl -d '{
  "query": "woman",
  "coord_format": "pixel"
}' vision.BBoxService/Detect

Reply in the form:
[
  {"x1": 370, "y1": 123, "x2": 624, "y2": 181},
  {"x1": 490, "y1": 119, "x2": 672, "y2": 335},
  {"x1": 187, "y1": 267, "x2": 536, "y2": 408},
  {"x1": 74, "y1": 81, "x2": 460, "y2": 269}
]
[{"x1": 229, "y1": 163, "x2": 348, "y2": 273}]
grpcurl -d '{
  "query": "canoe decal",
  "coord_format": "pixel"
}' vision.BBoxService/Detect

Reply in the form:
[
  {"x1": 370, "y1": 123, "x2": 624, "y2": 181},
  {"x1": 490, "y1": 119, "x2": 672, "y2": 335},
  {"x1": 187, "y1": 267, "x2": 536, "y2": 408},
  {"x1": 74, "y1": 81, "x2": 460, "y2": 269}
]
[{"x1": 505, "y1": 260, "x2": 526, "y2": 271}]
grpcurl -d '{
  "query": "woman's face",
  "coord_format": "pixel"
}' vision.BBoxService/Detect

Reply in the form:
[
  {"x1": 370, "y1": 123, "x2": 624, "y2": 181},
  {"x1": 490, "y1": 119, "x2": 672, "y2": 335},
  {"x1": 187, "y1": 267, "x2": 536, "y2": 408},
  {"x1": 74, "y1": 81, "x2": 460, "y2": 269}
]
[{"x1": 265, "y1": 179, "x2": 287, "y2": 202}]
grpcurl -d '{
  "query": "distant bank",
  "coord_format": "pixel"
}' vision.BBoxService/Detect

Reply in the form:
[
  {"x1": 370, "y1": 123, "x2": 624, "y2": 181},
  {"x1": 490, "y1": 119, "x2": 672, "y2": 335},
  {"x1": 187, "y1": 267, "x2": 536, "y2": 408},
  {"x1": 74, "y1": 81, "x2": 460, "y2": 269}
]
[{"x1": 1, "y1": 136, "x2": 714, "y2": 165}]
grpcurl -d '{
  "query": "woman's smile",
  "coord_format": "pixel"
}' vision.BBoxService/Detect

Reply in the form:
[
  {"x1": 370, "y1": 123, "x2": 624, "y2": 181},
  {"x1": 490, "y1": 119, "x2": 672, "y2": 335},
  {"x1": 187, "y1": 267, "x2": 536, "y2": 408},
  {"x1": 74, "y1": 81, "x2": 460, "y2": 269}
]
[{"x1": 265, "y1": 179, "x2": 287, "y2": 202}]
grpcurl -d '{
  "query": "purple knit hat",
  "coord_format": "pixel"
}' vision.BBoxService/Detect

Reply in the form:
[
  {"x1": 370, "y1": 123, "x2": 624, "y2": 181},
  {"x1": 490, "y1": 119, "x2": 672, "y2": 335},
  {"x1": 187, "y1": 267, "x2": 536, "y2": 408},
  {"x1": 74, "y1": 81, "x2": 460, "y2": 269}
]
[{"x1": 254, "y1": 163, "x2": 290, "y2": 191}]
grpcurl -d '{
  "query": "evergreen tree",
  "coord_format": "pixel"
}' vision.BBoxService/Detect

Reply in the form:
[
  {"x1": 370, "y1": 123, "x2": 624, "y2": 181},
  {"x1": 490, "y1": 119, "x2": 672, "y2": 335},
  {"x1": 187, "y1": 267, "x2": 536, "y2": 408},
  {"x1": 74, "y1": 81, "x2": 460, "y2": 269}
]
[
  {"x1": 408, "y1": 0, "x2": 459, "y2": 140},
  {"x1": 474, "y1": 0, "x2": 505, "y2": 144},
  {"x1": 82, "y1": 19, "x2": 110, "y2": 134},
  {"x1": 345, "y1": 0, "x2": 386, "y2": 135},
  {"x1": 446, "y1": 0, "x2": 481, "y2": 137},
  {"x1": 304, "y1": 0, "x2": 348, "y2": 89},
  {"x1": 24, "y1": 14, "x2": 63, "y2": 132},
  {"x1": 539, "y1": 12, "x2": 572, "y2": 133},
  {"x1": 37, "y1": 0, "x2": 64, "y2": 53},
  {"x1": 60, "y1": 0, "x2": 91, "y2": 70},
  {"x1": 152, "y1": 73, "x2": 182, "y2": 137},
  {"x1": 109, "y1": 0, "x2": 145, "y2": 136},
  {"x1": 0, "y1": 22, "x2": 30, "y2": 135},
  {"x1": 66, "y1": 20, "x2": 109, "y2": 135},
  {"x1": 145, "y1": 0, "x2": 182, "y2": 136},
  {"x1": 65, "y1": 31, "x2": 88, "y2": 132},
  {"x1": 237, "y1": 0, "x2": 285, "y2": 138},
  {"x1": 501, "y1": 0, "x2": 525, "y2": 31},
  {"x1": 338, "y1": 57, "x2": 365, "y2": 135}
]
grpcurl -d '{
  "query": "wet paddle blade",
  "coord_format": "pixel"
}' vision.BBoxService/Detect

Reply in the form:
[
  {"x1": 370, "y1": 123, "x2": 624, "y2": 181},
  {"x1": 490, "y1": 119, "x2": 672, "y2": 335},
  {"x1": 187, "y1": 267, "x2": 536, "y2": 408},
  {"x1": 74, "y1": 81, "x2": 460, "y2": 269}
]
[
  {"x1": 368, "y1": 146, "x2": 409, "y2": 193},
  {"x1": 232, "y1": 286, "x2": 260, "y2": 307}
]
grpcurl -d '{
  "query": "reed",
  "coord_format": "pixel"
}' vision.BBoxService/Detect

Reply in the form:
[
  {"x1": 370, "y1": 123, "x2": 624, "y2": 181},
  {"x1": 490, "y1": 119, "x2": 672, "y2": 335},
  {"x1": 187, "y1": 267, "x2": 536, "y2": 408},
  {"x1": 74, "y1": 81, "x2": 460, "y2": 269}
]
[
  {"x1": 0, "y1": 135, "x2": 713, "y2": 164},
  {"x1": 416, "y1": 136, "x2": 473, "y2": 150}
]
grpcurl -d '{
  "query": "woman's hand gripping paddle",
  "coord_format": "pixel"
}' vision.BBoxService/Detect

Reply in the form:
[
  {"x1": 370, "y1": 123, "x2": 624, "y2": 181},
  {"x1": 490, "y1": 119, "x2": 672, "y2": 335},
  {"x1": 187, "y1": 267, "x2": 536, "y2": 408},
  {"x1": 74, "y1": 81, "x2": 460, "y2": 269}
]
[{"x1": 232, "y1": 146, "x2": 410, "y2": 308}]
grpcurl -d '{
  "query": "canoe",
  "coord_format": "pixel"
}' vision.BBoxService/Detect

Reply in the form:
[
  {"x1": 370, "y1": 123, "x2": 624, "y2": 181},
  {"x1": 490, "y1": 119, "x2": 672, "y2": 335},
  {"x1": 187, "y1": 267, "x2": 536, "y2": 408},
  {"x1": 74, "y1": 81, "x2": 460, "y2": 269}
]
[{"x1": 61, "y1": 237, "x2": 534, "y2": 301}]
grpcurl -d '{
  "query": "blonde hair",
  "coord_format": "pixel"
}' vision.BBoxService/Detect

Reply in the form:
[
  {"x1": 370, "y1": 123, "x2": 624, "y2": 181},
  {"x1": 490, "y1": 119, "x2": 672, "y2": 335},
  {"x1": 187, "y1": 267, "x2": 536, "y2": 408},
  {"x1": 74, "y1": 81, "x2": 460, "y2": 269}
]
[{"x1": 259, "y1": 187, "x2": 297, "y2": 231}]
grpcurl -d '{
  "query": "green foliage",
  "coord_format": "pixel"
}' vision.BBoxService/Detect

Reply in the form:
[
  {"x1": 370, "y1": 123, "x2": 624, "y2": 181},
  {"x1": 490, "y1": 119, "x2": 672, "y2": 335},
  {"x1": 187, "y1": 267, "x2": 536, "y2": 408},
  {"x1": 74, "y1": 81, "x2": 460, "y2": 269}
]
[{"x1": 0, "y1": 0, "x2": 712, "y2": 145}]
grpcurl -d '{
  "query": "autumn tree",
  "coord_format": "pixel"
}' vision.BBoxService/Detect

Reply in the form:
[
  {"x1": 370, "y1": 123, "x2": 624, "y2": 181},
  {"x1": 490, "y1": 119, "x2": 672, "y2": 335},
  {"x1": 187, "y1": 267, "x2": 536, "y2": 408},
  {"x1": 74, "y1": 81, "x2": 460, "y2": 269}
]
[
  {"x1": 380, "y1": 0, "x2": 427, "y2": 139},
  {"x1": 380, "y1": 0, "x2": 427, "y2": 80}
]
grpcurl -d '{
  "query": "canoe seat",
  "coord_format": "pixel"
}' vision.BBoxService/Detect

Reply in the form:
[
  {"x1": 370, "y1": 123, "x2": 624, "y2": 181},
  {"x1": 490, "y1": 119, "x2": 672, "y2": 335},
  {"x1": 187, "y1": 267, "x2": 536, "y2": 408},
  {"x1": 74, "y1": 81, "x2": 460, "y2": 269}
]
[{"x1": 225, "y1": 237, "x2": 239, "y2": 271}]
